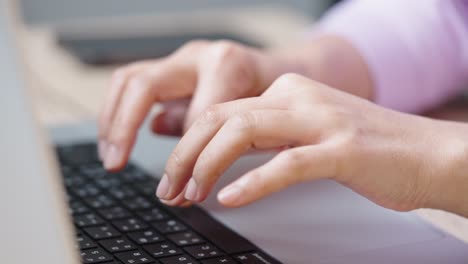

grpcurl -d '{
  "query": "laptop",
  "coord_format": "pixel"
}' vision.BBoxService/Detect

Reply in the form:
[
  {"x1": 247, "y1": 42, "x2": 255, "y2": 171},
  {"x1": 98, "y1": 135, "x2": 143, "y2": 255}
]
[{"x1": 2, "y1": 1, "x2": 468, "y2": 263}]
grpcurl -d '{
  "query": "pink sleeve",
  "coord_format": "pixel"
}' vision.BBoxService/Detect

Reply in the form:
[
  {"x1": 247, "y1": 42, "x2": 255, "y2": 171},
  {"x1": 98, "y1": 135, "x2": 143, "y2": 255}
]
[{"x1": 317, "y1": 0, "x2": 468, "y2": 113}]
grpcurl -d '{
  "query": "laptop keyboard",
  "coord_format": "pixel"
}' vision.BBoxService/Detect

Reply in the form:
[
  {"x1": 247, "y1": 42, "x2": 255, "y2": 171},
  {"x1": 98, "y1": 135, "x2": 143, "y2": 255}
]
[{"x1": 56, "y1": 143, "x2": 281, "y2": 264}]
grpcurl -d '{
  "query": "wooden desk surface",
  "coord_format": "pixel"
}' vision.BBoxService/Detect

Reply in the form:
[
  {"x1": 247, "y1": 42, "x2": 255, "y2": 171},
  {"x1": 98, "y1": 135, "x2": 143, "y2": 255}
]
[{"x1": 20, "y1": 23, "x2": 468, "y2": 245}]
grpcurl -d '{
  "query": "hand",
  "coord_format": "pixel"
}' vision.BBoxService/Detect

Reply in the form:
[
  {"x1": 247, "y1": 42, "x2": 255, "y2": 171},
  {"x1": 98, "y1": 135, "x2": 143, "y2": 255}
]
[
  {"x1": 98, "y1": 40, "x2": 282, "y2": 171},
  {"x1": 157, "y1": 73, "x2": 468, "y2": 214},
  {"x1": 98, "y1": 36, "x2": 373, "y2": 174}
]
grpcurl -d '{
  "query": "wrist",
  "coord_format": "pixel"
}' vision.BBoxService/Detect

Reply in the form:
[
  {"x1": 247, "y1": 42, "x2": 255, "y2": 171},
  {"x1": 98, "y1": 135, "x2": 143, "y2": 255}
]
[{"x1": 425, "y1": 120, "x2": 468, "y2": 217}]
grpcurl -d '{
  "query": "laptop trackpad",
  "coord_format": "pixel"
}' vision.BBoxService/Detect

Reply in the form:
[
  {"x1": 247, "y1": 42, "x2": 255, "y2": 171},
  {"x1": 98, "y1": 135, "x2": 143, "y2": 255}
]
[{"x1": 201, "y1": 154, "x2": 443, "y2": 263}]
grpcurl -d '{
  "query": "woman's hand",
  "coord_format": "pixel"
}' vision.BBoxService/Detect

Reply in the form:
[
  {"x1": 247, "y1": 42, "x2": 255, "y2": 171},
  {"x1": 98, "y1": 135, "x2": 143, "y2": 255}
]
[
  {"x1": 157, "y1": 73, "x2": 468, "y2": 216},
  {"x1": 98, "y1": 36, "x2": 372, "y2": 173},
  {"x1": 98, "y1": 40, "x2": 281, "y2": 170}
]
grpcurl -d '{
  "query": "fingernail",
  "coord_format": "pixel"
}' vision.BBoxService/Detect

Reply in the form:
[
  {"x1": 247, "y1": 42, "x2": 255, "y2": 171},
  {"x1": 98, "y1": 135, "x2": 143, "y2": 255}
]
[
  {"x1": 104, "y1": 144, "x2": 122, "y2": 170},
  {"x1": 184, "y1": 178, "x2": 198, "y2": 201},
  {"x1": 98, "y1": 140, "x2": 108, "y2": 161},
  {"x1": 218, "y1": 185, "x2": 242, "y2": 205},
  {"x1": 159, "y1": 198, "x2": 172, "y2": 206},
  {"x1": 156, "y1": 174, "x2": 170, "y2": 199}
]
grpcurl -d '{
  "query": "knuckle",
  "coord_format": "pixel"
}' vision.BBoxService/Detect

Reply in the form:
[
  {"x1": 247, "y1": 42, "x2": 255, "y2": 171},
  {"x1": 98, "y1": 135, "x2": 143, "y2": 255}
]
[
  {"x1": 180, "y1": 39, "x2": 210, "y2": 52},
  {"x1": 209, "y1": 40, "x2": 244, "y2": 64},
  {"x1": 205, "y1": 41, "x2": 256, "y2": 94},
  {"x1": 127, "y1": 74, "x2": 152, "y2": 90},
  {"x1": 277, "y1": 149, "x2": 305, "y2": 170},
  {"x1": 196, "y1": 104, "x2": 223, "y2": 126},
  {"x1": 226, "y1": 112, "x2": 257, "y2": 133},
  {"x1": 166, "y1": 149, "x2": 185, "y2": 172},
  {"x1": 273, "y1": 73, "x2": 304, "y2": 88}
]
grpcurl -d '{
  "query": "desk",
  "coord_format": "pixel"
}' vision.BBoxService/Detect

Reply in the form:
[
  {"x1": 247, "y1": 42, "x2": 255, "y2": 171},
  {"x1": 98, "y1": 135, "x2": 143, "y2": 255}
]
[{"x1": 19, "y1": 21, "x2": 468, "y2": 245}]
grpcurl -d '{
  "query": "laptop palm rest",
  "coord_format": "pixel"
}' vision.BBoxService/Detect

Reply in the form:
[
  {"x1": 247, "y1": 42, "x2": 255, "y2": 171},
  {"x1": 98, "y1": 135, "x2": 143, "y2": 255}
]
[{"x1": 51, "y1": 122, "x2": 465, "y2": 263}]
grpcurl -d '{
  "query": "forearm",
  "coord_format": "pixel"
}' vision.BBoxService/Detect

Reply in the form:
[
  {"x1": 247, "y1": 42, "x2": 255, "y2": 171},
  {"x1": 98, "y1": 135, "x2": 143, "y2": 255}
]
[
  {"x1": 258, "y1": 35, "x2": 374, "y2": 100},
  {"x1": 257, "y1": 0, "x2": 468, "y2": 113},
  {"x1": 313, "y1": 0, "x2": 468, "y2": 113},
  {"x1": 427, "y1": 120, "x2": 468, "y2": 217}
]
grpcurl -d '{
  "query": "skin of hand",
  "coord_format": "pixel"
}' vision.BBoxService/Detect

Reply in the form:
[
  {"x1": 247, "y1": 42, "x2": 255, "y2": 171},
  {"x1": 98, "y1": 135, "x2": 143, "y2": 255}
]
[
  {"x1": 156, "y1": 74, "x2": 468, "y2": 217},
  {"x1": 99, "y1": 36, "x2": 371, "y2": 205}
]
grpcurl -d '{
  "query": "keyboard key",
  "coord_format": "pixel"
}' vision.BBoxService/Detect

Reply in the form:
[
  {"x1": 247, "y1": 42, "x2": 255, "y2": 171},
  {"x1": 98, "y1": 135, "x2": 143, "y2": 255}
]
[
  {"x1": 58, "y1": 144, "x2": 99, "y2": 165},
  {"x1": 80, "y1": 247, "x2": 113, "y2": 263},
  {"x1": 64, "y1": 173, "x2": 87, "y2": 187},
  {"x1": 143, "y1": 242, "x2": 182, "y2": 258},
  {"x1": 184, "y1": 243, "x2": 223, "y2": 260},
  {"x1": 113, "y1": 218, "x2": 149, "y2": 232},
  {"x1": 62, "y1": 144, "x2": 280, "y2": 264},
  {"x1": 234, "y1": 252, "x2": 276, "y2": 264},
  {"x1": 99, "y1": 237, "x2": 137, "y2": 252},
  {"x1": 75, "y1": 213, "x2": 105, "y2": 227},
  {"x1": 109, "y1": 186, "x2": 136, "y2": 200},
  {"x1": 201, "y1": 257, "x2": 237, "y2": 264},
  {"x1": 74, "y1": 183, "x2": 101, "y2": 198},
  {"x1": 98, "y1": 206, "x2": 131, "y2": 220},
  {"x1": 152, "y1": 220, "x2": 186, "y2": 234},
  {"x1": 69, "y1": 200, "x2": 90, "y2": 215},
  {"x1": 122, "y1": 196, "x2": 153, "y2": 210},
  {"x1": 116, "y1": 250, "x2": 154, "y2": 264},
  {"x1": 160, "y1": 254, "x2": 197, "y2": 264},
  {"x1": 133, "y1": 181, "x2": 157, "y2": 196},
  {"x1": 128, "y1": 230, "x2": 164, "y2": 245},
  {"x1": 66, "y1": 192, "x2": 77, "y2": 202},
  {"x1": 137, "y1": 208, "x2": 169, "y2": 222},
  {"x1": 85, "y1": 194, "x2": 116, "y2": 209},
  {"x1": 167, "y1": 204, "x2": 256, "y2": 254},
  {"x1": 167, "y1": 231, "x2": 204, "y2": 246},
  {"x1": 95, "y1": 177, "x2": 122, "y2": 189},
  {"x1": 79, "y1": 164, "x2": 108, "y2": 178},
  {"x1": 121, "y1": 166, "x2": 148, "y2": 182},
  {"x1": 84, "y1": 225, "x2": 121, "y2": 240},
  {"x1": 76, "y1": 234, "x2": 97, "y2": 250},
  {"x1": 60, "y1": 164, "x2": 73, "y2": 176}
]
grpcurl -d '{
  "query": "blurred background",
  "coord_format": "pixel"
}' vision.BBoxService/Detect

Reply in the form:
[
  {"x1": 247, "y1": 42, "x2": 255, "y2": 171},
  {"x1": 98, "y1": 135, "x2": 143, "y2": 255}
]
[
  {"x1": 20, "y1": 0, "x2": 339, "y2": 65},
  {"x1": 17, "y1": 0, "x2": 339, "y2": 124}
]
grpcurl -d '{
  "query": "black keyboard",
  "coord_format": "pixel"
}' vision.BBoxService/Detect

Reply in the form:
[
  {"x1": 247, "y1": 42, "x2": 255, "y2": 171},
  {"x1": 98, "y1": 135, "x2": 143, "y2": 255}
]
[{"x1": 56, "y1": 143, "x2": 281, "y2": 264}]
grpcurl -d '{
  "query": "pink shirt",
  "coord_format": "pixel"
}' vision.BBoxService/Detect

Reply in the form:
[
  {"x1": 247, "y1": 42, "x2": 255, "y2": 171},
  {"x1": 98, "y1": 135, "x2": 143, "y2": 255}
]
[{"x1": 318, "y1": 0, "x2": 468, "y2": 113}]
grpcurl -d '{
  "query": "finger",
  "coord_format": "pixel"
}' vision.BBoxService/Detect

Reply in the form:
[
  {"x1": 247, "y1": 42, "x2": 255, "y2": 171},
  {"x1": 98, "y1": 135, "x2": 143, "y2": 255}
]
[
  {"x1": 103, "y1": 40, "x2": 212, "y2": 170},
  {"x1": 104, "y1": 64, "x2": 196, "y2": 171},
  {"x1": 217, "y1": 144, "x2": 339, "y2": 207},
  {"x1": 98, "y1": 61, "x2": 154, "y2": 159},
  {"x1": 151, "y1": 99, "x2": 190, "y2": 136},
  {"x1": 178, "y1": 200, "x2": 194, "y2": 208},
  {"x1": 160, "y1": 185, "x2": 191, "y2": 207},
  {"x1": 185, "y1": 110, "x2": 316, "y2": 202},
  {"x1": 183, "y1": 41, "x2": 260, "y2": 131},
  {"x1": 157, "y1": 97, "x2": 284, "y2": 200}
]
